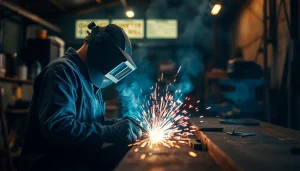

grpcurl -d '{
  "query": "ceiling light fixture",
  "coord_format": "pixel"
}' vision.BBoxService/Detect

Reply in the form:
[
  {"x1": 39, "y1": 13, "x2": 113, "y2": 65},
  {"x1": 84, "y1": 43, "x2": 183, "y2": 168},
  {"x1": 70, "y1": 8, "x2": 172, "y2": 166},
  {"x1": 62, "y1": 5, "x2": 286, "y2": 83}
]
[
  {"x1": 211, "y1": 4, "x2": 222, "y2": 15},
  {"x1": 126, "y1": 9, "x2": 134, "y2": 18}
]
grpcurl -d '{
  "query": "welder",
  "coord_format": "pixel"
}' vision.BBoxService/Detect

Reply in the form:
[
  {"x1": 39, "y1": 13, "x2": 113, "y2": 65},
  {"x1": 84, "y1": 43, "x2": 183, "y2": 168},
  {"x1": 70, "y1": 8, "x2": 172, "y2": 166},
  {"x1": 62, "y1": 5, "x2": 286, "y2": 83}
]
[{"x1": 19, "y1": 22, "x2": 142, "y2": 171}]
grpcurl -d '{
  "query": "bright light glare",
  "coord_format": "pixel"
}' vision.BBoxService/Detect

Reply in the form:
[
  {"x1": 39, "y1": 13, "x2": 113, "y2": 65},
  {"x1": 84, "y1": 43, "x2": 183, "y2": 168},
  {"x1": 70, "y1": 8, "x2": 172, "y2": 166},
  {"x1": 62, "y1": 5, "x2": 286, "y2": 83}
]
[
  {"x1": 211, "y1": 4, "x2": 222, "y2": 15},
  {"x1": 126, "y1": 10, "x2": 134, "y2": 18},
  {"x1": 149, "y1": 129, "x2": 165, "y2": 143}
]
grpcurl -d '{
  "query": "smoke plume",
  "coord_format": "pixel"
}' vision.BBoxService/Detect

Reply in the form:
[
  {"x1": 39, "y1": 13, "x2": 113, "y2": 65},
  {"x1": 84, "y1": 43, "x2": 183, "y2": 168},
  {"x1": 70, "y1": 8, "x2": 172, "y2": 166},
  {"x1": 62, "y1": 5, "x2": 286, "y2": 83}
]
[{"x1": 117, "y1": 0, "x2": 210, "y2": 117}]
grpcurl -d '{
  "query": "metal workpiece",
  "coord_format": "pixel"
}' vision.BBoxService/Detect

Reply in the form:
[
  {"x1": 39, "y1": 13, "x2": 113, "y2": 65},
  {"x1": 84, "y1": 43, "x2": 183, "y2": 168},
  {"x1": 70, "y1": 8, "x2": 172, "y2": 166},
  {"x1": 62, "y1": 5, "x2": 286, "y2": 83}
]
[{"x1": 226, "y1": 129, "x2": 256, "y2": 137}]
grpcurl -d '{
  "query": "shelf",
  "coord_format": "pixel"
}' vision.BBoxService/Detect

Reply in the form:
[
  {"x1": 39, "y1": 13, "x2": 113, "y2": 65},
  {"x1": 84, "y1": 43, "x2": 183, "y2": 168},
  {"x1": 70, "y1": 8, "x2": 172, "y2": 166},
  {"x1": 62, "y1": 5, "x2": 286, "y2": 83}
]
[
  {"x1": 0, "y1": 76, "x2": 34, "y2": 85},
  {"x1": 0, "y1": 1, "x2": 62, "y2": 33}
]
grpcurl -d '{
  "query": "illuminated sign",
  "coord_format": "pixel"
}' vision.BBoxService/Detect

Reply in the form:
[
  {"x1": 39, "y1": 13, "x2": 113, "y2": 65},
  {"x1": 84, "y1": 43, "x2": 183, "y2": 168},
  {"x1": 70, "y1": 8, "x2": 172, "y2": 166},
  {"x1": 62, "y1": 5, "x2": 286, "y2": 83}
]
[
  {"x1": 75, "y1": 19, "x2": 109, "y2": 39},
  {"x1": 111, "y1": 19, "x2": 144, "y2": 39},
  {"x1": 146, "y1": 19, "x2": 177, "y2": 39}
]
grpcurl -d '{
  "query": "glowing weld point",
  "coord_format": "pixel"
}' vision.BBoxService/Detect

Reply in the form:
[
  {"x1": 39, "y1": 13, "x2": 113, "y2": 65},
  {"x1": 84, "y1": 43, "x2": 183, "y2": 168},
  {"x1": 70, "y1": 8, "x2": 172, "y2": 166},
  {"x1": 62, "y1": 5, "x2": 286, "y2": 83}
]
[
  {"x1": 200, "y1": 121, "x2": 204, "y2": 123},
  {"x1": 140, "y1": 154, "x2": 146, "y2": 160},
  {"x1": 128, "y1": 144, "x2": 133, "y2": 147},
  {"x1": 197, "y1": 100, "x2": 200, "y2": 103},
  {"x1": 206, "y1": 107, "x2": 211, "y2": 110},
  {"x1": 149, "y1": 129, "x2": 165, "y2": 143},
  {"x1": 200, "y1": 116, "x2": 203, "y2": 118},
  {"x1": 189, "y1": 151, "x2": 197, "y2": 157},
  {"x1": 134, "y1": 148, "x2": 139, "y2": 152}
]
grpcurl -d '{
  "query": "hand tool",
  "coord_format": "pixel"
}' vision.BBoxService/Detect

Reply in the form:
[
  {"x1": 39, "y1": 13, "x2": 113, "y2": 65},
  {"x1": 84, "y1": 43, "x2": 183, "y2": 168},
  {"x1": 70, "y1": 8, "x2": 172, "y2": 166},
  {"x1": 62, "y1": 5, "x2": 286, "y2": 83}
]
[
  {"x1": 227, "y1": 129, "x2": 256, "y2": 137},
  {"x1": 124, "y1": 116, "x2": 148, "y2": 133},
  {"x1": 198, "y1": 127, "x2": 223, "y2": 132}
]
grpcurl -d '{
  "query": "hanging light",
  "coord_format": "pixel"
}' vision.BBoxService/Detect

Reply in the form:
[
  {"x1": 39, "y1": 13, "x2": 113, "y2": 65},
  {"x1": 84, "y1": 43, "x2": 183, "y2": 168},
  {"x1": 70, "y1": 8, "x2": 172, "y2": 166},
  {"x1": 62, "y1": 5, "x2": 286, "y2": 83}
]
[
  {"x1": 126, "y1": 9, "x2": 134, "y2": 18},
  {"x1": 211, "y1": 4, "x2": 222, "y2": 15}
]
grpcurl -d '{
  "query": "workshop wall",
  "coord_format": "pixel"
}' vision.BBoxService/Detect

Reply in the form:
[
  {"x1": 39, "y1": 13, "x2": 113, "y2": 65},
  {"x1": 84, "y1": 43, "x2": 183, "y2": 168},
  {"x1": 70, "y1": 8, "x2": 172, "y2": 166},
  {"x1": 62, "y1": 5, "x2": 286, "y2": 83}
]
[
  {"x1": 232, "y1": 0, "x2": 290, "y2": 90},
  {"x1": 53, "y1": 5, "x2": 150, "y2": 48}
]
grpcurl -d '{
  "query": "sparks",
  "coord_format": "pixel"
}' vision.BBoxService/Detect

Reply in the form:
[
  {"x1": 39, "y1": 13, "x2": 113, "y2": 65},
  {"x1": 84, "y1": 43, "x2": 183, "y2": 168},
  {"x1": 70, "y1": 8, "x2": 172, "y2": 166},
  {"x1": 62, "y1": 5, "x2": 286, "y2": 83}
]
[
  {"x1": 189, "y1": 151, "x2": 197, "y2": 157},
  {"x1": 140, "y1": 154, "x2": 146, "y2": 160},
  {"x1": 131, "y1": 66, "x2": 198, "y2": 148}
]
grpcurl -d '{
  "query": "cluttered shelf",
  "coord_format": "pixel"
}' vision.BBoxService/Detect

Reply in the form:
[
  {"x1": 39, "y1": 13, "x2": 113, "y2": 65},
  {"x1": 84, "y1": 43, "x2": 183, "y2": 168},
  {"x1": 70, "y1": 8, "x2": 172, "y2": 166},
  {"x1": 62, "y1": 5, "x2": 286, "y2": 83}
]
[{"x1": 0, "y1": 76, "x2": 34, "y2": 85}]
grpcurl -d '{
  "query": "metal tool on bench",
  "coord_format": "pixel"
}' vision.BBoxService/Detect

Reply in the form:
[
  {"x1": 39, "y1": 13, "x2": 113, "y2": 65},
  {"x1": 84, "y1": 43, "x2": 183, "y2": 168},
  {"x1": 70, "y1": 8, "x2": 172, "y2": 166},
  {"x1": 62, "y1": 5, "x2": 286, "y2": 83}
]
[{"x1": 227, "y1": 129, "x2": 256, "y2": 137}]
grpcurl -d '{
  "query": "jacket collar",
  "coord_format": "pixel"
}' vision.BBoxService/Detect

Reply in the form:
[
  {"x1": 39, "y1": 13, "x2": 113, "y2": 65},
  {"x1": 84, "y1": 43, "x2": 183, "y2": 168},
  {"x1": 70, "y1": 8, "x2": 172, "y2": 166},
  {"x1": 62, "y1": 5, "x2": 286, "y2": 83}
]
[{"x1": 65, "y1": 47, "x2": 89, "y2": 78}]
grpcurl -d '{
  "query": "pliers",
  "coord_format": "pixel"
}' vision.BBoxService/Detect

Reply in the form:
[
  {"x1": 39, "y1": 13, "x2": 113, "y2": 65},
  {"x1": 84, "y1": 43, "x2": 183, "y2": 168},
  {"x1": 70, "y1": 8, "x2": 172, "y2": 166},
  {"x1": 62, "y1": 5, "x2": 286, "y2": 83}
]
[{"x1": 227, "y1": 129, "x2": 256, "y2": 137}]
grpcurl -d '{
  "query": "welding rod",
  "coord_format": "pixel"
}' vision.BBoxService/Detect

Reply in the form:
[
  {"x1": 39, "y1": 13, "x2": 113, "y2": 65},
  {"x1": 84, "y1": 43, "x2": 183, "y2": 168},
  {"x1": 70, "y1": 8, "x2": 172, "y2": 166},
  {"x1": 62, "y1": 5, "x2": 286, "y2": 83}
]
[{"x1": 125, "y1": 116, "x2": 148, "y2": 133}]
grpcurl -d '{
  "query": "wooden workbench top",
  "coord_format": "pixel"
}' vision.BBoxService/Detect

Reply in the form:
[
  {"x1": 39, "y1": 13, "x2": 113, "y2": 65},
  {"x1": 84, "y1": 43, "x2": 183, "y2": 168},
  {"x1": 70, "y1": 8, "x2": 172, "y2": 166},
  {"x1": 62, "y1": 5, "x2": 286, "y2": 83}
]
[
  {"x1": 190, "y1": 117, "x2": 300, "y2": 171},
  {"x1": 116, "y1": 117, "x2": 300, "y2": 171},
  {"x1": 115, "y1": 134, "x2": 221, "y2": 171}
]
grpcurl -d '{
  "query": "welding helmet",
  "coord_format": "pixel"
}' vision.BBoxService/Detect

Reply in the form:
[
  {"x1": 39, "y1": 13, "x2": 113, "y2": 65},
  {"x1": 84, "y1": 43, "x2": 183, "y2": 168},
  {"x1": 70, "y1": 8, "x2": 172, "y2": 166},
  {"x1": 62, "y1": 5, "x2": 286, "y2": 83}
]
[{"x1": 84, "y1": 22, "x2": 136, "y2": 88}]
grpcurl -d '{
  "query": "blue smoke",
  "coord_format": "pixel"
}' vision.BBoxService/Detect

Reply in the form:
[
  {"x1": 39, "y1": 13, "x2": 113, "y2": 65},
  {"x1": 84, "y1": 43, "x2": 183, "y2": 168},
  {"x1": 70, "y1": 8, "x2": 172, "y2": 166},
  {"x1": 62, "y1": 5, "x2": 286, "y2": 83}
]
[
  {"x1": 117, "y1": 47, "x2": 154, "y2": 117},
  {"x1": 117, "y1": 0, "x2": 210, "y2": 118}
]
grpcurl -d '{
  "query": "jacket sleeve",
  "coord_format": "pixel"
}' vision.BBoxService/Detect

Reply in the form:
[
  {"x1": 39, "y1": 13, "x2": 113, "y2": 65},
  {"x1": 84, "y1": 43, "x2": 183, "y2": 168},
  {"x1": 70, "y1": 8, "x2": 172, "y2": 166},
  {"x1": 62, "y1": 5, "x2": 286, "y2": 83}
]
[
  {"x1": 37, "y1": 64, "x2": 110, "y2": 146},
  {"x1": 103, "y1": 118, "x2": 122, "y2": 125}
]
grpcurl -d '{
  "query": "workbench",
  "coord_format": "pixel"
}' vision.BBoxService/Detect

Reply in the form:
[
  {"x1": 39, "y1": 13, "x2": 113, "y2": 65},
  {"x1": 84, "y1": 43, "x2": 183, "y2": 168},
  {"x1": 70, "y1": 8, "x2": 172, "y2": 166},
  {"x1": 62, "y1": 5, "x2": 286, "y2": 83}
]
[{"x1": 115, "y1": 117, "x2": 300, "y2": 171}]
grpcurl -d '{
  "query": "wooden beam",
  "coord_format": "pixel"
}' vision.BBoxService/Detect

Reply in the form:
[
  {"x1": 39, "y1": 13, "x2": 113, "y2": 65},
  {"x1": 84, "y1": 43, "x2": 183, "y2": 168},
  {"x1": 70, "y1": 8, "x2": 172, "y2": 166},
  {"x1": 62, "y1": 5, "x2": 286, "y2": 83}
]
[
  {"x1": 50, "y1": 0, "x2": 66, "y2": 12},
  {"x1": 0, "y1": 1, "x2": 62, "y2": 33},
  {"x1": 120, "y1": 0, "x2": 128, "y2": 9}
]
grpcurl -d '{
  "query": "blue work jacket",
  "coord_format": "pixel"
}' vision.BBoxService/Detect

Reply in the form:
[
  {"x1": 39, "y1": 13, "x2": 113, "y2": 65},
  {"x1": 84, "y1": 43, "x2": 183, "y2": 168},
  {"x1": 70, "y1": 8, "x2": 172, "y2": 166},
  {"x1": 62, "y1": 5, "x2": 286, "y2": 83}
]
[{"x1": 21, "y1": 48, "x2": 112, "y2": 157}]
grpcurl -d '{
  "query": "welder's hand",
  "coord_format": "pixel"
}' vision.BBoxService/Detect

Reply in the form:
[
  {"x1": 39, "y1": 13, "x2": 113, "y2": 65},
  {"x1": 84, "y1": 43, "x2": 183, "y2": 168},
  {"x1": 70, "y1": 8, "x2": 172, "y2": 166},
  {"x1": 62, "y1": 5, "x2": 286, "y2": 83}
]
[{"x1": 104, "y1": 119, "x2": 142, "y2": 144}]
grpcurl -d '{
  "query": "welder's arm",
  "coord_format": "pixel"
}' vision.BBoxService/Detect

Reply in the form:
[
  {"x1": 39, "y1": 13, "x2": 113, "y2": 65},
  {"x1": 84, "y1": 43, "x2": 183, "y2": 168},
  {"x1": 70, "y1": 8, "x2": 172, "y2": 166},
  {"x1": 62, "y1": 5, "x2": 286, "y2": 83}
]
[
  {"x1": 103, "y1": 118, "x2": 122, "y2": 125},
  {"x1": 38, "y1": 66, "x2": 109, "y2": 147},
  {"x1": 38, "y1": 65, "x2": 141, "y2": 147}
]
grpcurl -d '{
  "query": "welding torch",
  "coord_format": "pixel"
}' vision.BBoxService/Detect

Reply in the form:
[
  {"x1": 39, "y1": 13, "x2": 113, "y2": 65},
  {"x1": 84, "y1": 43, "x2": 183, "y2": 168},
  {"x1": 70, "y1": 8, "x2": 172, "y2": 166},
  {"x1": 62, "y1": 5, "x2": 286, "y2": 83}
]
[{"x1": 124, "y1": 116, "x2": 148, "y2": 134}]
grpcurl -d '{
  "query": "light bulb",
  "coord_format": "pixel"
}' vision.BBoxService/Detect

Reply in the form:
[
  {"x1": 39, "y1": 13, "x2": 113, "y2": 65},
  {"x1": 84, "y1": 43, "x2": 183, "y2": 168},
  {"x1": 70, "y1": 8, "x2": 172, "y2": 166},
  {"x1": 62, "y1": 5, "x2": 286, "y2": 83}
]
[
  {"x1": 211, "y1": 4, "x2": 222, "y2": 15},
  {"x1": 126, "y1": 10, "x2": 134, "y2": 18}
]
